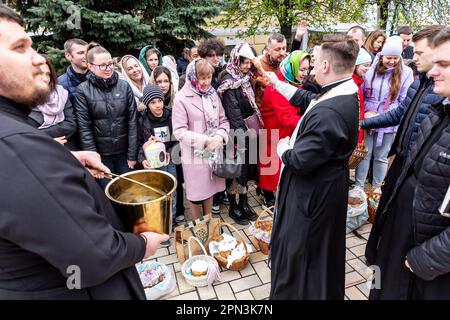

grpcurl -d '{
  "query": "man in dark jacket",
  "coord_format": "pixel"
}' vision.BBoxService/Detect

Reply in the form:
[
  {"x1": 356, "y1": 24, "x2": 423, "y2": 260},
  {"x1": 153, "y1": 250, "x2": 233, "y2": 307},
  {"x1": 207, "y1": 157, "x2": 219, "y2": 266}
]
[
  {"x1": 266, "y1": 35, "x2": 360, "y2": 299},
  {"x1": 367, "y1": 27, "x2": 450, "y2": 299},
  {"x1": 364, "y1": 26, "x2": 445, "y2": 271},
  {"x1": 176, "y1": 47, "x2": 191, "y2": 76},
  {"x1": 58, "y1": 38, "x2": 90, "y2": 104},
  {"x1": 0, "y1": 4, "x2": 168, "y2": 299},
  {"x1": 362, "y1": 25, "x2": 445, "y2": 160}
]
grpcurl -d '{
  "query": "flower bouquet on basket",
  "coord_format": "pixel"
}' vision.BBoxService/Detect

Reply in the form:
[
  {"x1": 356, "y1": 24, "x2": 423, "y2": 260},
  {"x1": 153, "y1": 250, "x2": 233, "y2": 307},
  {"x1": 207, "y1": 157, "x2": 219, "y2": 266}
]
[
  {"x1": 367, "y1": 186, "x2": 382, "y2": 224},
  {"x1": 248, "y1": 206, "x2": 274, "y2": 255},
  {"x1": 181, "y1": 237, "x2": 221, "y2": 288},
  {"x1": 209, "y1": 222, "x2": 252, "y2": 271},
  {"x1": 136, "y1": 260, "x2": 176, "y2": 300}
]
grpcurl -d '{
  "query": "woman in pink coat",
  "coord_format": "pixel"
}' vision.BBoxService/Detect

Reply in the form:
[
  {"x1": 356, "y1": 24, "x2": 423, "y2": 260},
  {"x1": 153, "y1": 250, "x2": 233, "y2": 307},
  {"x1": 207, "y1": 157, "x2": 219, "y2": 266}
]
[{"x1": 172, "y1": 59, "x2": 230, "y2": 219}]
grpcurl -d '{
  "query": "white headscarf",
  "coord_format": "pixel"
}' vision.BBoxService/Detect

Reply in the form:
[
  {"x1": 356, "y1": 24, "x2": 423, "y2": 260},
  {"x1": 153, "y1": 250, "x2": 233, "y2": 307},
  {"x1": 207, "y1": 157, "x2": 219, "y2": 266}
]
[
  {"x1": 119, "y1": 55, "x2": 150, "y2": 104},
  {"x1": 162, "y1": 55, "x2": 179, "y2": 92}
]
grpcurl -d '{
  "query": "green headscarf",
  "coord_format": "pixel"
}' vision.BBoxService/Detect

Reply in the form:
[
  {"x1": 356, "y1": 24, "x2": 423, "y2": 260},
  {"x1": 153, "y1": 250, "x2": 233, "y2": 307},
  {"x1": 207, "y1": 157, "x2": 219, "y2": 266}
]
[{"x1": 139, "y1": 45, "x2": 163, "y2": 75}]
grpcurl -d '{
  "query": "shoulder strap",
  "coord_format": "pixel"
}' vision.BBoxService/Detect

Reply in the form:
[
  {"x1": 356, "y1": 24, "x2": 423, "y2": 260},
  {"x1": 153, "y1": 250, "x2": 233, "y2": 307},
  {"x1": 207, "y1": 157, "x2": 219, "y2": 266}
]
[{"x1": 381, "y1": 94, "x2": 392, "y2": 113}]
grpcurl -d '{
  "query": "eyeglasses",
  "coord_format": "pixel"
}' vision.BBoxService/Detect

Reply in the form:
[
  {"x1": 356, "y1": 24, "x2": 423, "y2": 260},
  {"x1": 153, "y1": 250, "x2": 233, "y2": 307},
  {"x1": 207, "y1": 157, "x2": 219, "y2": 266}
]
[{"x1": 90, "y1": 63, "x2": 114, "y2": 71}]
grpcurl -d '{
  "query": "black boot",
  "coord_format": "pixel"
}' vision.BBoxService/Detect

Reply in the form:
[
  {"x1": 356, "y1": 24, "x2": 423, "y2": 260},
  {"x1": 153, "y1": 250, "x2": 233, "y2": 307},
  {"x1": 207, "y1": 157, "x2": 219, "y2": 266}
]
[
  {"x1": 239, "y1": 194, "x2": 257, "y2": 221},
  {"x1": 228, "y1": 194, "x2": 249, "y2": 225},
  {"x1": 262, "y1": 189, "x2": 275, "y2": 209}
]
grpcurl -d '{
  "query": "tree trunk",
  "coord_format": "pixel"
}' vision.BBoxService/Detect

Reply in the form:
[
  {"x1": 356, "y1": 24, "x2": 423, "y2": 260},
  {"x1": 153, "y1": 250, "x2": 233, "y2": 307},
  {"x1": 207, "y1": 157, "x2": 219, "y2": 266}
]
[
  {"x1": 280, "y1": 22, "x2": 293, "y2": 50},
  {"x1": 377, "y1": 0, "x2": 390, "y2": 30}
]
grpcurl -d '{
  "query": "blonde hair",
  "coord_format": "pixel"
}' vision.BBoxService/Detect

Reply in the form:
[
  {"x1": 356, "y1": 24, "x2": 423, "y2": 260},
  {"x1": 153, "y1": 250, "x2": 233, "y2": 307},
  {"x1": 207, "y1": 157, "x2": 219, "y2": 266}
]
[{"x1": 195, "y1": 59, "x2": 214, "y2": 78}]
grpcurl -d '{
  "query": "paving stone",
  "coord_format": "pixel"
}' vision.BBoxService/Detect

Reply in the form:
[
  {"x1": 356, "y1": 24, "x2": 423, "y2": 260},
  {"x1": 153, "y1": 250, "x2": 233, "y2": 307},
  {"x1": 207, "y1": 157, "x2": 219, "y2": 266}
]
[
  {"x1": 345, "y1": 286, "x2": 367, "y2": 300},
  {"x1": 217, "y1": 270, "x2": 242, "y2": 283},
  {"x1": 147, "y1": 248, "x2": 168, "y2": 259},
  {"x1": 197, "y1": 286, "x2": 217, "y2": 300},
  {"x1": 230, "y1": 275, "x2": 262, "y2": 293},
  {"x1": 157, "y1": 253, "x2": 179, "y2": 265},
  {"x1": 168, "y1": 291, "x2": 199, "y2": 300},
  {"x1": 345, "y1": 271, "x2": 366, "y2": 288},
  {"x1": 349, "y1": 244, "x2": 367, "y2": 257},
  {"x1": 357, "y1": 223, "x2": 373, "y2": 233},
  {"x1": 252, "y1": 261, "x2": 271, "y2": 283},
  {"x1": 357, "y1": 282, "x2": 371, "y2": 297},
  {"x1": 173, "y1": 262, "x2": 182, "y2": 273},
  {"x1": 214, "y1": 283, "x2": 236, "y2": 300},
  {"x1": 239, "y1": 263, "x2": 256, "y2": 277},
  {"x1": 345, "y1": 262, "x2": 354, "y2": 273},
  {"x1": 250, "y1": 251, "x2": 268, "y2": 264},
  {"x1": 168, "y1": 244, "x2": 176, "y2": 254},
  {"x1": 347, "y1": 258, "x2": 369, "y2": 274},
  {"x1": 346, "y1": 249, "x2": 356, "y2": 260},
  {"x1": 346, "y1": 236, "x2": 367, "y2": 248},
  {"x1": 250, "y1": 283, "x2": 271, "y2": 300},
  {"x1": 175, "y1": 271, "x2": 195, "y2": 294},
  {"x1": 235, "y1": 290, "x2": 255, "y2": 300}
]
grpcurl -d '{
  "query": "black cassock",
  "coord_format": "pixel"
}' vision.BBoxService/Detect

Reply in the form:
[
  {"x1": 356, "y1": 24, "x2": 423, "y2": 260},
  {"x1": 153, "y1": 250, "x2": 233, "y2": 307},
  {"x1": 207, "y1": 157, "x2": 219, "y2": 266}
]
[{"x1": 270, "y1": 79, "x2": 359, "y2": 300}]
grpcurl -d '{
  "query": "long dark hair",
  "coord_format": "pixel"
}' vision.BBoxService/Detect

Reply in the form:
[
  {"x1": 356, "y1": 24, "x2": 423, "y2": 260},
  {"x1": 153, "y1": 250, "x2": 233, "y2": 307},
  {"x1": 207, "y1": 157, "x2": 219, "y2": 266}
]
[
  {"x1": 42, "y1": 55, "x2": 58, "y2": 93},
  {"x1": 371, "y1": 57, "x2": 403, "y2": 101}
]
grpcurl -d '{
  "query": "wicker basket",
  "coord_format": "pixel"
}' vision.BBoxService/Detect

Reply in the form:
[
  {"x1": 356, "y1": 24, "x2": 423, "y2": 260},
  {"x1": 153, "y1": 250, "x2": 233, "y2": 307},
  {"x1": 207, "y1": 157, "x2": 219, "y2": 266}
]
[
  {"x1": 181, "y1": 237, "x2": 219, "y2": 287},
  {"x1": 349, "y1": 143, "x2": 368, "y2": 169},
  {"x1": 212, "y1": 222, "x2": 250, "y2": 271},
  {"x1": 254, "y1": 206, "x2": 274, "y2": 255},
  {"x1": 367, "y1": 187, "x2": 382, "y2": 224}
]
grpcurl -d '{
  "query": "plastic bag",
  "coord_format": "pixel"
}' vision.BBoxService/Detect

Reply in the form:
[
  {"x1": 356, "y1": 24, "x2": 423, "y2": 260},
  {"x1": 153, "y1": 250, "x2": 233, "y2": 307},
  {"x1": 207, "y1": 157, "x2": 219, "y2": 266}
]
[
  {"x1": 346, "y1": 188, "x2": 368, "y2": 233},
  {"x1": 136, "y1": 260, "x2": 176, "y2": 300}
]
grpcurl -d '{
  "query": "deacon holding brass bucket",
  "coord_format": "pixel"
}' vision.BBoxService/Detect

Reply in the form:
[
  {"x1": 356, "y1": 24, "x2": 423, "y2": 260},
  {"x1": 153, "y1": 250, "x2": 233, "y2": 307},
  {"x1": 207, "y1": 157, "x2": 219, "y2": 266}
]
[{"x1": 105, "y1": 170, "x2": 177, "y2": 235}]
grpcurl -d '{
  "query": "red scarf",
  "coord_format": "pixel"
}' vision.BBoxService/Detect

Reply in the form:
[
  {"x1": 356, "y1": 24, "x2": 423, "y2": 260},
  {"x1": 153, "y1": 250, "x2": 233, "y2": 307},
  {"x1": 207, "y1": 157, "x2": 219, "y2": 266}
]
[{"x1": 352, "y1": 73, "x2": 365, "y2": 144}]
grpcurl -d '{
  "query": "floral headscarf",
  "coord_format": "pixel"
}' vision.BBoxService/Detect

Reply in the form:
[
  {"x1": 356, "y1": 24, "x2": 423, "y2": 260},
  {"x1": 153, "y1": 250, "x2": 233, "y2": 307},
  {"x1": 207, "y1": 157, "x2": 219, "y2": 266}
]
[
  {"x1": 217, "y1": 42, "x2": 264, "y2": 127},
  {"x1": 280, "y1": 50, "x2": 310, "y2": 86}
]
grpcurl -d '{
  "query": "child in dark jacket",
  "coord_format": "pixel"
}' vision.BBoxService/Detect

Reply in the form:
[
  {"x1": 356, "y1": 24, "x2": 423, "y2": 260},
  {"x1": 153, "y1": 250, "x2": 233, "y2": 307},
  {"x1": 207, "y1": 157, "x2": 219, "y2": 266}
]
[{"x1": 137, "y1": 85, "x2": 178, "y2": 245}]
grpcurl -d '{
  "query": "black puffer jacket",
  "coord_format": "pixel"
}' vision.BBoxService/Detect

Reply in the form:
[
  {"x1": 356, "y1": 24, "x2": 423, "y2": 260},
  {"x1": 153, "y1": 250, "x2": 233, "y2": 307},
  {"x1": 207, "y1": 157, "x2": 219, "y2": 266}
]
[
  {"x1": 137, "y1": 107, "x2": 175, "y2": 165},
  {"x1": 74, "y1": 73, "x2": 138, "y2": 160},
  {"x1": 407, "y1": 101, "x2": 450, "y2": 281}
]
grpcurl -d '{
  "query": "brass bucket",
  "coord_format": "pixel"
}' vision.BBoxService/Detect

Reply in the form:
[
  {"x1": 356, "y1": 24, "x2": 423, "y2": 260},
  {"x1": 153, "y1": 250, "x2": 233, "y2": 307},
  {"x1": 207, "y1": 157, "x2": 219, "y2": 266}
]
[{"x1": 105, "y1": 170, "x2": 177, "y2": 234}]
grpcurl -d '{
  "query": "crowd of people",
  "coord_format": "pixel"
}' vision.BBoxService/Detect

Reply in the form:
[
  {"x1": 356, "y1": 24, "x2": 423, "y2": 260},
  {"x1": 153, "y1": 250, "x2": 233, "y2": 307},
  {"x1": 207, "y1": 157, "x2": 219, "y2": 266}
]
[{"x1": 1, "y1": 3, "x2": 449, "y2": 300}]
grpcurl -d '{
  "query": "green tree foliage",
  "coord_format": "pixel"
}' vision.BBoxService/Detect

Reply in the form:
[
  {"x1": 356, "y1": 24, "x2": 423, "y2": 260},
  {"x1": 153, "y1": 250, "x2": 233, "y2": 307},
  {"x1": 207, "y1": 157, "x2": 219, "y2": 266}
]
[
  {"x1": 10, "y1": 0, "x2": 221, "y2": 73},
  {"x1": 219, "y1": 0, "x2": 367, "y2": 46}
]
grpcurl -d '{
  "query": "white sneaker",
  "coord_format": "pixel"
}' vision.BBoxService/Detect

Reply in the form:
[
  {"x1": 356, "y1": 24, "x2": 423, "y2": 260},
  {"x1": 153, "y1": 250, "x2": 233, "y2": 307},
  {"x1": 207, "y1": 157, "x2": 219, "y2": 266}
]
[
  {"x1": 352, "y1": 185, "x2": 364, "y2": 192},
  {"x1": 175, "y1": 215, "x2": 185, "y2": 223}
]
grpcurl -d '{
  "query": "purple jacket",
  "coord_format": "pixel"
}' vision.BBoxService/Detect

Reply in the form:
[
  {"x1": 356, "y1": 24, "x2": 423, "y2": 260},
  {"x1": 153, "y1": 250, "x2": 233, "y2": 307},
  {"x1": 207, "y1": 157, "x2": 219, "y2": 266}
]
[{"x1": 363, "y1": 53, "x2": 414, "y2": 146}]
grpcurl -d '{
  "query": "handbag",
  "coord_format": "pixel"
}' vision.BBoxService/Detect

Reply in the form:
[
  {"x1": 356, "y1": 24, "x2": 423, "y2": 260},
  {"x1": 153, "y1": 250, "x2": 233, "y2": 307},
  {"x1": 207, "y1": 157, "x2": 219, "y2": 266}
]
[
  {"x1": 174, "y1": 215, "x2": 221, "y2": 262},
  {"x1": 244, "y1": 113, "x2": 262, "y2": 132},
  {"x1": 212, "y1": 146, "x2": 243, "y2": 179}
]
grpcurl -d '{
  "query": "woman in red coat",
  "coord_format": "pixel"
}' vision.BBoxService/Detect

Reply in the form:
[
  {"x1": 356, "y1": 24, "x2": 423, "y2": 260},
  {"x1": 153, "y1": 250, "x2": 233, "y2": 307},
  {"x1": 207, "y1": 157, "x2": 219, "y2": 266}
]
[
  {"x1": 258, "y1": 50, "x2": 310, "y2": 207},
  {"x1": 352, "y1": 48, "x2": 372, "y2": 144}
]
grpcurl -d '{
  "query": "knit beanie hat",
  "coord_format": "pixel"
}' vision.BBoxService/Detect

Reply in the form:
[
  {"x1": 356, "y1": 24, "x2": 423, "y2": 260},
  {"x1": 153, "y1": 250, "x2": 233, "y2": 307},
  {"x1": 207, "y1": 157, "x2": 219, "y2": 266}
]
[
  {"x1": 141, "y1": 84, "x2": 165, "y2": 106},
  {"x1": 380, "y1": 36, "x2": 403, "y2": 56},
  {"x1": 355, "y1": 48, "x2": 372, "y2": 66}
]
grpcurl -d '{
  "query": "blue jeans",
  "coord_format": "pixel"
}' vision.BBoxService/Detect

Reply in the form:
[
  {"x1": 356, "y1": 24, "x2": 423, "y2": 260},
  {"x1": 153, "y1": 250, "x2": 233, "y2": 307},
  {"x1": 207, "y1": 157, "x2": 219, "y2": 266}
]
[
  {"x1": 158, "y1": 160, "x2": 177, "y2": 229},
  {"x1": 355, "y1": 132, "x2": 394, "y2": 187},
  {"x1": 98, "y1": 153, "x2": 131, "y2": 189}
]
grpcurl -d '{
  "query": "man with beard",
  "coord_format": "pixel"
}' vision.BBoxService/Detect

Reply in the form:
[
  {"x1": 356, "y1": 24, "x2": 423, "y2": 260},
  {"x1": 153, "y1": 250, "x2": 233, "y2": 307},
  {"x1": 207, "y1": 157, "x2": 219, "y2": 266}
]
[{"x1": 0, "y1": 4, "x2": 168, "y2": 299}]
